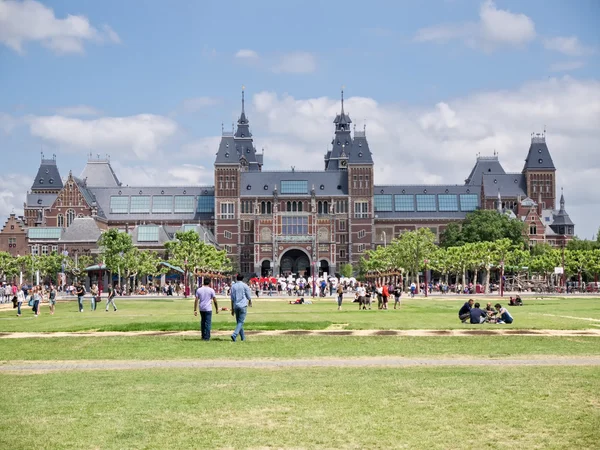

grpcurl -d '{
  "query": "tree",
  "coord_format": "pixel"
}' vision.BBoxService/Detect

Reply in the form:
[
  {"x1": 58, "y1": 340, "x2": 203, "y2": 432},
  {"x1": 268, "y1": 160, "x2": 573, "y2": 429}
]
[
  {"x1": 439, "y1": 222, "x2": 464, "y2": 248},
  {"x1": 122, "y1": 248, "x2": 162, "y2": 291},
  {"x1": 440, "y1": 210, "x2": 526, "y2": 249},
  {"x1": 396, "y1": 228, "x2": 437, "y2": 287},
  {"x1": 98, "y1": 229, "x2": 134, "y2": 275},
  {"x1": 340, "y1": 263, "x2": 354, "y2": 278},
  {"x1": 567, "y1": 237, "x2": 599, "y2": 251}
]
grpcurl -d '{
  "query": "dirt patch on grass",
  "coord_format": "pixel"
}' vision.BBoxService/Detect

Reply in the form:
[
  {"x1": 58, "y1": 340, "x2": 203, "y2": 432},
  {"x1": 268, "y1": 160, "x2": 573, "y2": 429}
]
[
  {"x1": 504, "y1": 330, "x2": 542, "y2": 335},
  {"x1": 375, "y1": 330, "x2": 398, "y2": 336},
  {"x1": 284, "y1": 330, "x2": 312, "y2": 335},
  {"x1": 320, "y1": 331, "x2": 353, "y2": 336},
  {"x1": 462, "y1": 330, "x2": 498, "y2": 336}
]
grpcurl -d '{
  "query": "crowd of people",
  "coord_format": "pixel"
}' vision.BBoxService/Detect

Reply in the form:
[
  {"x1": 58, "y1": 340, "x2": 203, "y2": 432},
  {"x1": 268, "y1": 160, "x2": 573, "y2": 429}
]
[{"x1": 458, "y1": 299, "x2": 514, "y2": 324}]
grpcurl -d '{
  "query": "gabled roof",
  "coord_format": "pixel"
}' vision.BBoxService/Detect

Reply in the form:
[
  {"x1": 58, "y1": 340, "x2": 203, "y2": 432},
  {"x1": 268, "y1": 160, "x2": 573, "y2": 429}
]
[
  {"x1": 523, "y1": 135, "x2": 555, "y2": 171},
  {"x1": 240, "y1": 171, "x2": 348, "y2": 197},
  {"x1": 26, "y1": 193, "x2": 57, "y2": 208},
  {"x1": 31, "y1": 157, "x2": 63, "y2": 192},
  {"x1": 60, "y1": 217, "x2": 102, "y2": 243},
  {"x1": 80, "y1": 159, "x2": 121, "y2": 187},
  {"x1": 465, "y1": 155, "x2": 506, "y2": 185},
  {"x1": 482, "y1": 173, "x2": 527, "y2": 198}
]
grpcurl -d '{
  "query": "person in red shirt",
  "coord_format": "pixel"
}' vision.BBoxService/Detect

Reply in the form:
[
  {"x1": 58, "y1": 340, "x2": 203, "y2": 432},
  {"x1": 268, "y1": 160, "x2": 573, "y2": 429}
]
[{"x1": 382, "y1": 284, "x2": 389, "y2": 310}]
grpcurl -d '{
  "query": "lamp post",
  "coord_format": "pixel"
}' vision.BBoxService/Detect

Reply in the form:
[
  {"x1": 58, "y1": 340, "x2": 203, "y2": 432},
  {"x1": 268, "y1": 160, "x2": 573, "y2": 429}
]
[
  {"x1": 184, "y1": 258, "x2": 189, "y2": 298},
  {"x1": 312, "y1": 260, "x2": 316, "y2": 297},
  {"x1": 381, "y1": 231, "x2": 387, "y2": 248},
  {"x1": 561, "y1": 235, "x2": 566, "y2": 290},
  {"x1": 500, "y1": 260, "x2": 504, "y2": 298},
  {"x1": 423, "y1": 259, "x2": 429, "y2": 298}
]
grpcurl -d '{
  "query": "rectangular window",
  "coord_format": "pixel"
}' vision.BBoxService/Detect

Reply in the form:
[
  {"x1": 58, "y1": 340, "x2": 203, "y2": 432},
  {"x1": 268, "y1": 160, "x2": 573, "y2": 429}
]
[
  {"x1": 395, "y1": 195, "x2": 415, "y2": 212},
  {"x1": 280, "y1": 180, "x2": 308, "y2": 194},
  {"x1": 339, "y1": 220, "x2": 346, "y2": 231},
  {"x1": 243, "y1": 221, "x2": 251, "y2": 232},
  {"x1": 137, "y1": 225, "x2": 159, "y2": 242},
  {"x1": 357, "y1": 244, "x2": 365, "y2": 253},
  {"x1": 224, "y1": 245, "x2": 232, "y2": 254},
  {"x1": 174, "y1": 196, "x2": 195, "y2": 213},
  {"x1": 339, "y1": 249, "x2": 346, "y2": 259},
  {"x1": 197, "y1": 196, "x2": 214, "y2": 213},
  {"x1": 358, "y1": 229, "x2": 366, "y2": 239},
  {"x1": 241, "y1": 262, "x2": 252, "y2": 273},
  {"x1": 220, "y1": 202, "x2": 235, "y2": 219},
  {"x1": 224, "y1": 230, "x2": 232, "y2": 239},
  {"x1": 109, "y1": 196, "x2": 129, "y2": 214},
  {"x1": 52, "y1": 245, "x2": 58, "y2": 253},
  {"x1": 354, "y1": 201, "x2": 369, "y2": 218},
  {"x1": 281, "y1": 216, "x2": 308, "y2": 235},
  {"x1": 416, "y1": 194, "x2": 436, "y2": 212},
  {"x1": 8, "y1": 238, "x2": 16, "y2": 247},
  {"x1": 41, "y1": 245, "x2": 48, "y2": 255},
  {"x1": 152, "y1": 196, "x2": 173, "y2": 213},
  {"x1": 339, "y1": 235, "x2": 347, "y2": 244},
  {"x1": 374, "y1": 195, "x2": 393, "y2": 212},
  {"x1": 130, "y1": 196, "x2": 151, "y2": 213},
  {"x1": 31, "y1": 245, "x2": 39, "y2": 256},
  {"x1": 437, "y1": 194, "x2": 458, "y2": 212},
  {"x1": 183, "y1": 224, "x2": 197, "y2": 233},
  {"x1": 459, "y1": 194, "x2": 479, "y2": 212},
  {"x1": 244, "y1": 234, "x2": 252, "y2": 244}
]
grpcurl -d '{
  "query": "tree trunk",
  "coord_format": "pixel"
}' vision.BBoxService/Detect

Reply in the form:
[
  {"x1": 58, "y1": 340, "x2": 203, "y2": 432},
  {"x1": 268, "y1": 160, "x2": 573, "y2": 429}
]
[{"x1": 485, "y1": 267, "x2": 491, "y2": 294}]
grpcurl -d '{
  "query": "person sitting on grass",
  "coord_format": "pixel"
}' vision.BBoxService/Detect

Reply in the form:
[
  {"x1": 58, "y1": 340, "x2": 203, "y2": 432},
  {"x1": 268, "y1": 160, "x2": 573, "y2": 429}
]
[
  {"x1": 469, "y1": 302, "x2": 488, "y2": 324},
  {"x1": 515, "y1": 295, "x2": 523, "y2": 306},
  {"x1": 458, "y1": 299, "x2": 474, "y2": 323},
  {"x1": 485, "y1": 302, "x2": 497, "y2": 322},
  {"x1": 289, "y1": 297, "x2": 305, "y2": 305},
  {"x1": 495, "y1": 303, "x2": 514, "y2": 324}
]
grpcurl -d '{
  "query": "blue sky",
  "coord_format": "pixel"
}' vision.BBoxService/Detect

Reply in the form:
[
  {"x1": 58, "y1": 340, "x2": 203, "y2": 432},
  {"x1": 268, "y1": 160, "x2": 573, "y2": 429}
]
[{"x1": 0, "y1": 0, "x2": 599, "y2": 237}]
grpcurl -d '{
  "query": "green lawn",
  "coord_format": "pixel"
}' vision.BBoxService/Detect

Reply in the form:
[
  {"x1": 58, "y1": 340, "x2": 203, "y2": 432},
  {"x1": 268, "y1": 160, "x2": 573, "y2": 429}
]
[
  {"x1": 1, "y1": 296, "x2": 599, "y2": 332},
  {"x1": 0, "y1": 366, "x2": 598, "y2": 449},
  {"x1": 1, "y1": 335, "x2": 599, "y2": 361}
]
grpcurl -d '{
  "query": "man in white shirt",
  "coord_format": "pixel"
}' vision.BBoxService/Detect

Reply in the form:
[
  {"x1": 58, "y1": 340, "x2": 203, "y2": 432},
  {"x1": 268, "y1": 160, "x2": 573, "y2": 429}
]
[{"x1": 194, "y1": 278, "x2": 219, "y2": 341}]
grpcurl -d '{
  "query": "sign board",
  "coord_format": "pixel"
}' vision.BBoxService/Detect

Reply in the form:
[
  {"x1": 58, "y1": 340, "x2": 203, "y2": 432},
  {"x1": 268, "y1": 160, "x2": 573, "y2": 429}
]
[{"x1": 554, "y1": 267, "x2": 564, "y2": 275}]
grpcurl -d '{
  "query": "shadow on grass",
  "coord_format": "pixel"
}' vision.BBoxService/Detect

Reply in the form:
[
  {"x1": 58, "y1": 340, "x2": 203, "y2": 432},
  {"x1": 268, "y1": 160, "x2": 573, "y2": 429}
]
[{"x1": 72, "y1": 321, "x2": 334, "y2": 332}]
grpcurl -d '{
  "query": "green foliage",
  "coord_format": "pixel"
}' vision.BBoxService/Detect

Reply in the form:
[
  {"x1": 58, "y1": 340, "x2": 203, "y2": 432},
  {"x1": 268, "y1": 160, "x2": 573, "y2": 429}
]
[
  {"x1": 164, "y1": 230, "x2": 231, "y2": 274},
  {"x1": 340, "y1": 263, "x2": 354, "y2": 278},
  {"x1": 98, "y1": 229, "x2": 134, "y2": 272},
  {"x1": 440, "y1": 210, "x2": 526, "y2": 249},
  {"x1": 567, "y1": 236, "x2": 600, "y2": 251}
]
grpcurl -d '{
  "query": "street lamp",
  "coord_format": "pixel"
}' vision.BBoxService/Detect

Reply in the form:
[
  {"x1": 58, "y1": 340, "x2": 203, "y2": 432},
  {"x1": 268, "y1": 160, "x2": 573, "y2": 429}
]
[
  {"x1": 423, "y1": 259, "x2": 429, "y2": 298},
  {"x1": 381, "y1": 231, "x2": 387, "y2": 247},
  {"x1": 500, "y1": 260, "x2": 505, "y2": 298}
]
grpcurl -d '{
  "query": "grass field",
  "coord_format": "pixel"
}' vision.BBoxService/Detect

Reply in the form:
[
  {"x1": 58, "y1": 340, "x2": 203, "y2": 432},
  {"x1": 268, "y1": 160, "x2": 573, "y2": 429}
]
[
  {"x1": 1, "y1": 367, "x2": 598, "y2": 449},
  {"x1": 1, "y1": 296, "x2": 598, "y2": 449},
  {"x1": 1, "y1": 296, "x2": 599, "y2": 332}
]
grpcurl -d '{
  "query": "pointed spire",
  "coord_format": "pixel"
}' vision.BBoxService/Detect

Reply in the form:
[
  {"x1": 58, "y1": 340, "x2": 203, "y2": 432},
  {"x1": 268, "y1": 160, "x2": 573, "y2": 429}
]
[
  {"x1": 560, "y1": 187, "x2": 565, "y2": 210},
  {"x1": 340, "y1": 86, "x2": 345, "y2": 115},
  {"x1": 238, "y1": 85, "x2": 248, "y2": 124},
  {"x1": 241, "y1": 85, "x2": 245, "y2": 115}
]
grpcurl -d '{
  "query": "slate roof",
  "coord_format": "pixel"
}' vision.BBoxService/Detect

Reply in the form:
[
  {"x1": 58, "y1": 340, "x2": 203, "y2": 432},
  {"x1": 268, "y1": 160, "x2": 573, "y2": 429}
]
[
  {"x1": 465, "y1": 156, "x2": 506, "y2": 185},
  {"x1": 31, "y1": 158, "x2": 63, "y2": 192},
  {"x1": 550, "y1": 193, "x2": 574, "y2": 228},
  {"x1": 89, "y1": 186, "x2": 215, "y2": 221},
  {"x1": 25, "y1": 193, "x2": 57, "y2": 208},
  {"x1": 523, "y1": 136, "x2": 555, "y2": 171},
  {"x1": 130, "y1": 224, "x2": 173, "y2": 247},
  {"x1": 60, "y1": 217, "x2": 102, "y2": 243},
  {"x1": 164, "y1": 224, "x2": 219, "y2": 247},
  {"x1": 481, "y1": 173, "x2": 527, "y2": 198},
  {"x1": 80, "y1": 159, "x2": 122, "y2": 187},
  {"x1": 240, "y1": 171, "x2": 348, "y2": 197}
]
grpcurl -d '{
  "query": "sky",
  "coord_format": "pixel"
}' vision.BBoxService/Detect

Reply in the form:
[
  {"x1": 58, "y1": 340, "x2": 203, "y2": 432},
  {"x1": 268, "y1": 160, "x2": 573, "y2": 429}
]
[{"x1": 0, "y1": 0, "x2": 599, "y2": 238}]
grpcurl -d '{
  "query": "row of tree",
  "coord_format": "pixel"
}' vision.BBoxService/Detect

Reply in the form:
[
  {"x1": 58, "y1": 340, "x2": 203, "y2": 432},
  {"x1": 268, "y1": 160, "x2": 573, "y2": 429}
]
[
  {"x1": 361, "y1": 228, "x2": 600, "y2": 293},
  {"x1": 0, "y1": 230, "x2": 232, "y2": 288}
]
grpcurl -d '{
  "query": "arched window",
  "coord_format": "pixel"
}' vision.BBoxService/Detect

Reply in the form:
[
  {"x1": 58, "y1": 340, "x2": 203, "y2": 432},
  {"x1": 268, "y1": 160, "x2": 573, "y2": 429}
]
[
  {"x1": 529, "y1": 223, "x2": 537, "y2": 235},
  {"x1": 57, "y1": 214, "x2": 64, "y2": 227},
  {"x1": 66, "y1": 209, "x2": 75, "y2": 227},
  {"x1": 298, "y1": 202, "x2": 303, "y2": 212},
  {"x1": 287, "y1": 201, "x2": 292, "y2": 212},
  {"x1": 323, "y1": 201, "x2": 329, "y2": 214},
  {"x1": 292, "y1": 201, "x2": 297, "y2": 212},
  {"x1": 261, "y1": 201, "x2": 266, "y2": 214},
  {"x1": 267, "y1": 202, "x2": 272, "y2": 214}
]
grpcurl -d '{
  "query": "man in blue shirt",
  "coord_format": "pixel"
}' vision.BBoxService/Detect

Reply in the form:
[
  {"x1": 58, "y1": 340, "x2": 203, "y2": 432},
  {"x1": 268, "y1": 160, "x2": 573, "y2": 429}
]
[
  {"x1": 230, "y1": 274, "x2": 252, "y2": 342},
  {"x1": 458, "y1": 298, "x2": 474, "y2": 323},
  {"x1": 194, "y1": 278, "x2": 218, "y2": 341}
]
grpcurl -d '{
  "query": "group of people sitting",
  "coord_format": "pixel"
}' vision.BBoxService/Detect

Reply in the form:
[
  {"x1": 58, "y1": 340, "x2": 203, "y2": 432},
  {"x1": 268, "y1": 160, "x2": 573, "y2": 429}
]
[{"x1": 458, "y1": 299, "x2": 514, "y2": 324}]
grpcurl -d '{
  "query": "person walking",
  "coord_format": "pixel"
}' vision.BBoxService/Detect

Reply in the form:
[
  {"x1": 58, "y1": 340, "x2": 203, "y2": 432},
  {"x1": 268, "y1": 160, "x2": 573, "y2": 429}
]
[
  {"x1": 194, "y1": 278, "x2": 219, "y2": 341},
  {"x1": 393, "y1": 285, "x2": 402, "y2": 309},
  {"x1": 382, "y1": 283, "x2": 389, "y2": 310},
  {"x1": 32, "y1": 286, "x2": 42, "y2": 318},
  {"x1": 106, "y1": 284, "x2": 117, "y2": 312},
  {"x1": 90, "y1": 284, "x2": 98, "y2": 311},
  {"x1": 336, "y1": 283, "x2": 344, "y2": 311},
  {"x1": 230, "y1": 274, "x2": 251, "y2": 342},
  {"x1": 48, "y1": 285, "x2": 57, "y2": 315},
  {"x1": 76, "y1": 283, "x2": 85, "y2": 312},
  {"x1": 16, "y1": 285, "x2": 25, "y2": 317}
]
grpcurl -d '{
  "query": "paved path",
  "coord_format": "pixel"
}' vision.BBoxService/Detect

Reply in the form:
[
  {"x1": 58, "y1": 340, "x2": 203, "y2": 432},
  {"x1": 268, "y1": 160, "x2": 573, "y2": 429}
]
[
  {"x1": 1, "y1": 329, "x2": 599, "y2": 339},
  {"x1": 1, "y1": 357, "x2": 599, "y2": 373}
]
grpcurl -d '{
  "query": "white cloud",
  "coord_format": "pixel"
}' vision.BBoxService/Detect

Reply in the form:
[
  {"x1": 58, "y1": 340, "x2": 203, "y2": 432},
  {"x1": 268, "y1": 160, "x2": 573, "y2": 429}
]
[
  {"x1": 544, "y1": 36, "x2": 593, "y2": 57},
  {"x1": 181, "y1": 97, "x2": 222, "y2": 113},
  {"x1": 0, "y1": 0, "x2": 120, "y2": 54},
  {"x1": 0, "y1": 173, "x2": 30, "y2": 222},
  {"x1": 54, "y1": 105, "x2": 101, "y2": 117},
  {"x1": 27, "y1": 114, "x2": 178, "y2": 159},
  {"x1": 0, "y1": 113, "x2": 18, "y2": 134},
  {"x1": 415, "y1": 0, "x2": 535, "y2": 50},
  {"x1": 271, "y1": 52, "x2": 317, "y2": 74},
  {"x1": 549, "y1": 61, "x2": 585, "y2": 73},
  {"x1": 246, "y1": 78, "x2": 600, "y2": 238},
  {"x1": 235, "y1": 49, "x2": 259, "y2": 59}
]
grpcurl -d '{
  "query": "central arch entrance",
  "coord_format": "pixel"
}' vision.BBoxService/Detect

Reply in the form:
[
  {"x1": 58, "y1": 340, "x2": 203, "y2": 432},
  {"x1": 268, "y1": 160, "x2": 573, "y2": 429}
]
[{"x1": 279, "y1": 249, "x2": 311, "y2": 277}]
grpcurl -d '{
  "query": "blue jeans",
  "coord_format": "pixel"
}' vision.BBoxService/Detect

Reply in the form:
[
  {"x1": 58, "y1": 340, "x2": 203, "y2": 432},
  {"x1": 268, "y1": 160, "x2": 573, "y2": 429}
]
[
  {"x1": 91, "y1": 297, "x2": 96, "y2": 311},
  {"x1": 33, "y1": 300, "x2": 40, "y2": 314},
  {"x1": 200, "y1": 311, "x2": 212, "y2": 340},
  {"x1": 78, "y1": 296, "x2": 84, "y2": 311},
  {"x1": 232, "y1": 306, "x2": 247, "y2": 341},
  {"x1": 17, "y1": 302, "x2": 22, "y2": 315}
]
